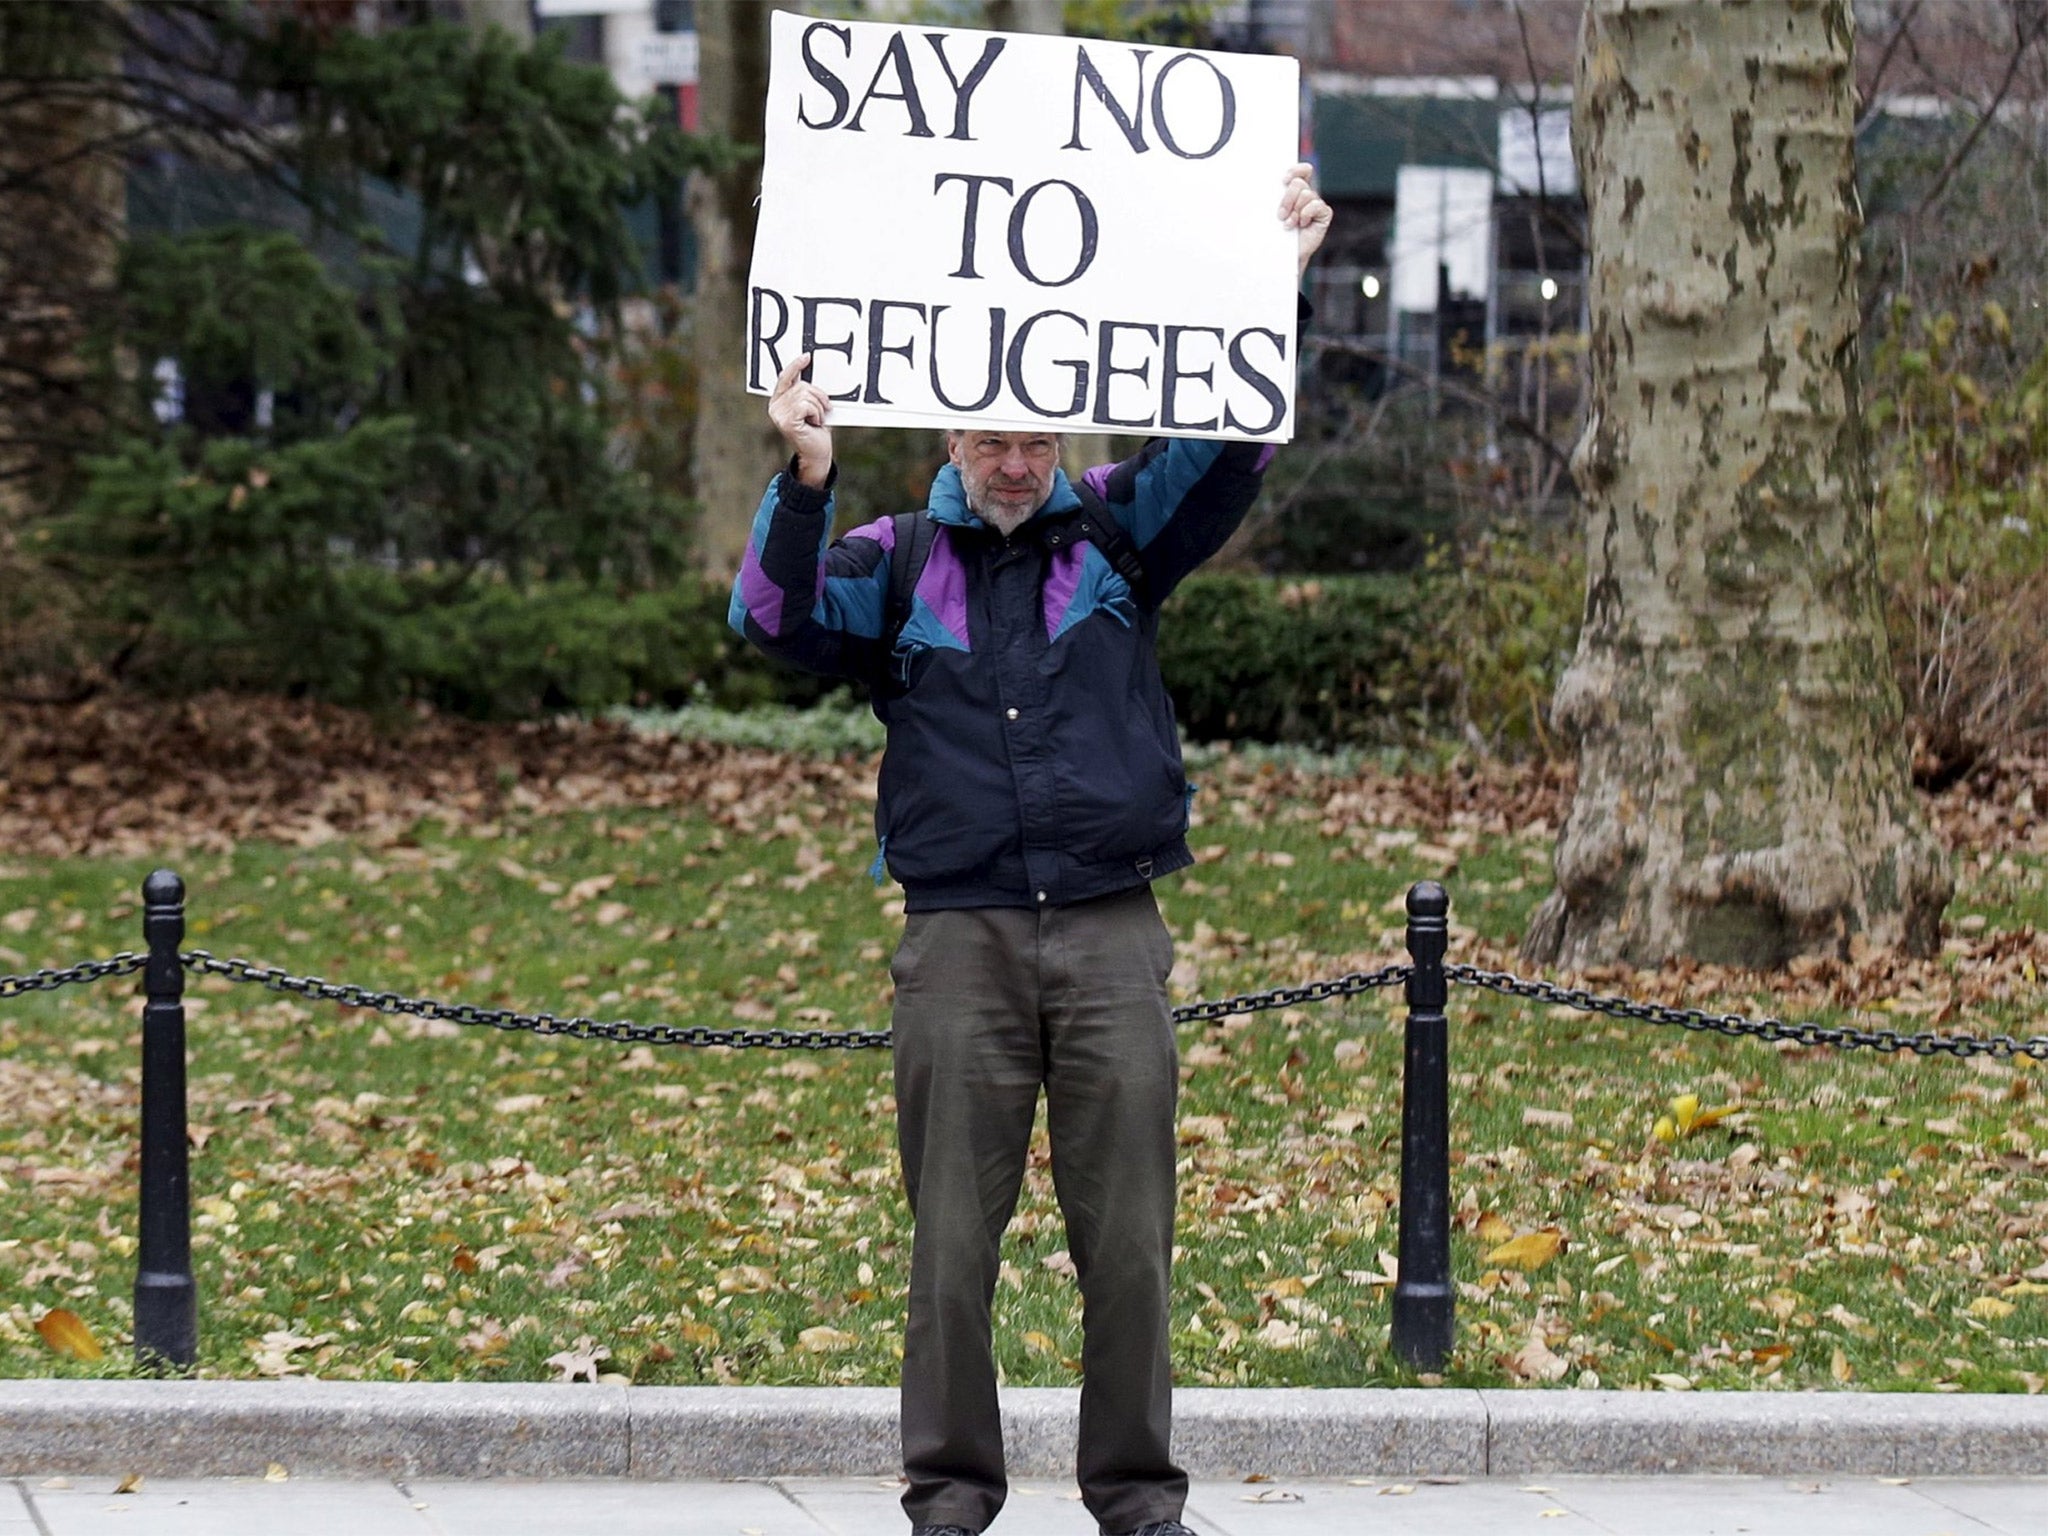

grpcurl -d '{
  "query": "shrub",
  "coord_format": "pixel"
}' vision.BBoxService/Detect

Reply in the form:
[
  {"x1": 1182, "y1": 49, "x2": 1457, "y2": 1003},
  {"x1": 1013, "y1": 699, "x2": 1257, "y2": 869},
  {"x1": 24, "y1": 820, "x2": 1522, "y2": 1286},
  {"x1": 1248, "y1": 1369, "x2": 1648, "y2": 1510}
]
[
  {"x1": 1155, "y1": 574, "x2": 1440, "y2": 746},
  {"x1": 1868, "y1": 300, "x2": 2048, "y2": 783}
]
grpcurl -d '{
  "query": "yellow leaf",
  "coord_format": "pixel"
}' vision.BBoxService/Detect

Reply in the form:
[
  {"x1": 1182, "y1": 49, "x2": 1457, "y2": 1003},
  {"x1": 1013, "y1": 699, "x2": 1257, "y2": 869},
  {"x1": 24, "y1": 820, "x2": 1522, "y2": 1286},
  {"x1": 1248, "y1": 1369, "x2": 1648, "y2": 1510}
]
[
  {"x1": 1669, "y1": 1093, "x2": 1702, "y2": 1133},
  {"x1": 1966, "y1": 1296, "x2": 2016, "y2": 1320},
  {"x1": 264, "y1": 1464, "x2": 289, "y2": 1483},
  {"x1": 2001, "y1": 1282, "x2": 2048, "y2": 1297},
  {"x1": 1021, "y1": 1330, "x2": 1057, "y2": 1356},
  {"x1": 1483, "y1": 1230, "x2": 1566, "y2": 1272},
  {"x1": 113, "y1": 1473, "x2": 143, "y2": 1495},
  {"x1": 1266, "y1": 1276, "x2": 1308, "y2": 1299},
  {"x1": 677, "y1": 1320, "x2": 720, "y2": 1348},
  {"x1": 1474, "y1": 1213, "x2": 1515, "y2": 1244},
  {"x1": 1831, "y1": 1346, "x2": 1855, "y2": 1382},
  {"x1": 34, "y1": 1309, "x2": 102, "y2": 1361},
  {"x1": 796, "y1": 1326, "x2": 856, "y2": 1353},
  {"x1": 1663, "y1": 1093, "x2": 1739, "y2": 1139}
]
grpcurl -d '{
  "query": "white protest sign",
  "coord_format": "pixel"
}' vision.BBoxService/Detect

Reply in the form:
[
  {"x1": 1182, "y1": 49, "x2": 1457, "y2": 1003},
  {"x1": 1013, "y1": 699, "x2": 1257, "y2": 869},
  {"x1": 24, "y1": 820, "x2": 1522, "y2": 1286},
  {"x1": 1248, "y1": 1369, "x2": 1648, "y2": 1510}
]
[{"x1": 746, "y1": 11, "x2": 1301, "y2": 441}]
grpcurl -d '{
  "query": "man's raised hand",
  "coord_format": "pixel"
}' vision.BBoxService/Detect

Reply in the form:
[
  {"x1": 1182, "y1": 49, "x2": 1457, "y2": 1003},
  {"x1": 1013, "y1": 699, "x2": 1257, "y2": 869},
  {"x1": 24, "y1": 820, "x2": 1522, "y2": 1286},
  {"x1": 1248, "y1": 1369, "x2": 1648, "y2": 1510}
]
[
  {"x1": 1281, "y1": 163, "x2": 1333, "y2": 280},
  {"x1": 769, "y1": 353, "x2": 833, "y2": 490}
]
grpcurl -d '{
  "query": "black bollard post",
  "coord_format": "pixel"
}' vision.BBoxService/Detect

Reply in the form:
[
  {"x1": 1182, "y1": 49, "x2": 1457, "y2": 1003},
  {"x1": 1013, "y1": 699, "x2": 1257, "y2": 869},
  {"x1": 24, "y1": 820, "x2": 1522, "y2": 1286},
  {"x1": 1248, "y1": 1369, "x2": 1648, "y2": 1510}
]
[
  {"x1": 134, "y1": 869, "x2": 196, "y2": 1371},
  {"x1": 1391, "y1": 879, "x2": 1453, "y2": 1373}
]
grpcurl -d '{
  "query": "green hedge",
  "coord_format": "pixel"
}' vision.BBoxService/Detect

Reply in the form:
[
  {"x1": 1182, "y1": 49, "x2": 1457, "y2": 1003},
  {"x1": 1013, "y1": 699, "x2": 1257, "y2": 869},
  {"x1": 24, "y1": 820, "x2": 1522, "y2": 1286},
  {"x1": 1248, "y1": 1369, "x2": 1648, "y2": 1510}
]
[
  {"x1": 124, "y1": 559, "x2": 1580, "y2": 750},
  {"x1": 1155, "y1": 574, "x2": 1440, "y2": 745}
]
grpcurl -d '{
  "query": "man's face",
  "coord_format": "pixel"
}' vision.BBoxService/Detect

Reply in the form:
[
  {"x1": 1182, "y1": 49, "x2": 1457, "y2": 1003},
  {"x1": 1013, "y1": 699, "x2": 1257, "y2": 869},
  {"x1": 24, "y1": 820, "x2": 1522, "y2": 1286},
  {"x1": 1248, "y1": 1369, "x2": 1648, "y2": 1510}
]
[{"x1": 948, "y1": 431, "x2": 1061, "y2": 524}]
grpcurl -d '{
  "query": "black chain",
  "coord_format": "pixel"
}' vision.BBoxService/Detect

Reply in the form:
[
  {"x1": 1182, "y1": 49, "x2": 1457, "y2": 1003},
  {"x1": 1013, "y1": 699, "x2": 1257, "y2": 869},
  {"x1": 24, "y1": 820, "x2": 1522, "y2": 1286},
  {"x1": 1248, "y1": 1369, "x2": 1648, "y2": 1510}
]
[
  {"x1": 1447, "y1": 963, "x2": 2048, "y2": 1061},
  {"x1": 178, "y1": 952, "x2": 1409, "y2": 1048},
  {"x1": 180, "y1": 952, "x2": 896, "y2": 1049},
  {"x1": 1171, "y1": 965, "x2": 1411, "y2": 1024},
  {"x1": 11, "y1": 947, "x2": 2040, "y2": 1064},
  {"x1": 0, "y1": 952, "x2": 145, "y2": 1000}
]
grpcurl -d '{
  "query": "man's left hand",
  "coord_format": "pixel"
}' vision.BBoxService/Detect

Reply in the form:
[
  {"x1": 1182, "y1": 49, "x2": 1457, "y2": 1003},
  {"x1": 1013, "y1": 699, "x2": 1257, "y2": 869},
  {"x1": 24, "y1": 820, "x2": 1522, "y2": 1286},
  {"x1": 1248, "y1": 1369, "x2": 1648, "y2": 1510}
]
[{"x1": 1281, "y1": 163, "x2": 1333, "y2": 279}]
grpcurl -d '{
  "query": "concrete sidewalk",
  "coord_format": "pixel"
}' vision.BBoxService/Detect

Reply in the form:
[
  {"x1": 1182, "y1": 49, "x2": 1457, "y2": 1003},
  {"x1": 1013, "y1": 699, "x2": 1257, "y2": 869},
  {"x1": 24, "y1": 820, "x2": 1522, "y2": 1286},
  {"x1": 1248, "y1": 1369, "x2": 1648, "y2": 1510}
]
[
  {"x1": 9, "y1": 1473, "x2": 2046, "y2": 1536},
  {"x1": 4, "y1": 1383, "x2": 2047, "y2": 1482}
]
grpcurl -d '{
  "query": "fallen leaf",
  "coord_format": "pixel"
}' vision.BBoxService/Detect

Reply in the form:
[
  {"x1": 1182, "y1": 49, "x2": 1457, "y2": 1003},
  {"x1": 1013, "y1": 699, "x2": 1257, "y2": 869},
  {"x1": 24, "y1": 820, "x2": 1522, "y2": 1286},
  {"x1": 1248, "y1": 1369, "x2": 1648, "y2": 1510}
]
[
  {"x1": 544, "y1": 1335, "x2": 611, "y2": 1383},
  {"x1": 1483, "y1": 1230, "x2": 1566, "y2": 1271},
  {"x1": 1475, "y1": 1213, "x2": 1516, "y2": 1244},
  {"x1": 113, "y1": 1474, "x2": 143, "y2": 1494},
  {"x1": 264, "y1": 1464, "x2": 289, "y2": 1483},
  {"x1": 34, "y1": 1308, "x2": 102, "y2": 1361},
  {"x1": 797, "y1": 1326, "x2": 856, "y2": 1353},
  {"x1": 1966, "y1": 1296, "x2": 2016, "y2": 1320},
  {"x1": 1831, "y1": 1346, "x2": 1855, "y2": 1383},
  {"x1": 1505, "y1": 1330, "x2": 1571, "y2": 1382}
]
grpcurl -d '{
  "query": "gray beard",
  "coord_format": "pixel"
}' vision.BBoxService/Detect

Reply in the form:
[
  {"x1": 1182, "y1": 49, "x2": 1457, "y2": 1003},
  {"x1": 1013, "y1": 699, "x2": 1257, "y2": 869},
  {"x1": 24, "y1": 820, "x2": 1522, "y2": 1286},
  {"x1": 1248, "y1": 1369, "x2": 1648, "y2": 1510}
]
[{"x1": 978, "y1": 501, "x2": 1037, "y2": 537}]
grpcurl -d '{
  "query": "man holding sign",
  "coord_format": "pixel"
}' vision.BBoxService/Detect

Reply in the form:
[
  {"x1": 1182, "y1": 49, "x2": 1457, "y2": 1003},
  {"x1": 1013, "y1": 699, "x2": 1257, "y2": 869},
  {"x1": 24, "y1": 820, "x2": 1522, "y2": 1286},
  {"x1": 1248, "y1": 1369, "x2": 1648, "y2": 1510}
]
[{"x1": 729, "y1": 16, "x2": 1328, "y2": 1536}]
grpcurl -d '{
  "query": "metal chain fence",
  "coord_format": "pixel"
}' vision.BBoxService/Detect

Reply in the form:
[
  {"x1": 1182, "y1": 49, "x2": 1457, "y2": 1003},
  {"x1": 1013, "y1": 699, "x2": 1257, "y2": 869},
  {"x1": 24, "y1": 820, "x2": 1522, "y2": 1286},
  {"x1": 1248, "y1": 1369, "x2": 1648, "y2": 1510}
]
[
  {"x1": 6, "y1": 949, "x2": 2044, "y2": 1058},
  {"x1": 1447, "y1": 964, "x2": 2048, "y2": 1060}
]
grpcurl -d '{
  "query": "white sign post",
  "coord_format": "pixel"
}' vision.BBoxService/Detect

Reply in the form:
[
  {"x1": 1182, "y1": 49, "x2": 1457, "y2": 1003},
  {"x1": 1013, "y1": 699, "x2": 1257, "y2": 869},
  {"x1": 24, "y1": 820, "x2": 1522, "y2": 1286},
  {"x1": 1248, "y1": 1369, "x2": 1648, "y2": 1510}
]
[{"x1": 746, "y1": 11, "x2": 1301, "y2": 442}]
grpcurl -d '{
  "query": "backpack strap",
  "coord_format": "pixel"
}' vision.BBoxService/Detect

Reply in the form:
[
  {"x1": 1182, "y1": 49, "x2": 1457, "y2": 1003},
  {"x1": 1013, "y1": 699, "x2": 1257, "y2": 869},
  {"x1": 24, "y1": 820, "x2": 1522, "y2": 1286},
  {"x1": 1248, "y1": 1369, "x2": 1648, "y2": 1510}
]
[
  {"x1": 885, "y1": 510, "x2": 937, "y2": 654},
  {"x1": 1058, "y1": 480, "x2": 1150, "y2": 605}
]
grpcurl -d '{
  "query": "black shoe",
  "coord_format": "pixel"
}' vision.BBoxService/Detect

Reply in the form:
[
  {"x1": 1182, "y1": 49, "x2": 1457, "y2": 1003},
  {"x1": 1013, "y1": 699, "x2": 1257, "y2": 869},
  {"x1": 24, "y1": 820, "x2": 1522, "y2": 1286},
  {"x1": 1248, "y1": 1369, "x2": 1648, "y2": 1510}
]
[{"x1": 1118, "y1": 1523, "x2": 1195, "y2": 1536}]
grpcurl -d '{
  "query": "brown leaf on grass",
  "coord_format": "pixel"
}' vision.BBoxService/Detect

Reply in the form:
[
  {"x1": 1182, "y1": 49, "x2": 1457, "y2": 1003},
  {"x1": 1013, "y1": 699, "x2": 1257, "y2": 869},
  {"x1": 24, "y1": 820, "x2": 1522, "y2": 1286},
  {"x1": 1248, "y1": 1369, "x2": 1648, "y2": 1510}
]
[
  {"x1": 1483, "y1": 1230, "x2": 1566, "y2": 1271},
  {"x1": 1504, "y1": 1329, "x2": 1570, "y2": 1382},
  {"x1": 34, "y1": 1308, "x2": 101, "y2": 1360},
  {"x1": 797, "y1": 1326, "x2": 856, "y2": 1353},
  {"x1": 544, "y1": 1335, "x2": 611, "y2": 1383}
]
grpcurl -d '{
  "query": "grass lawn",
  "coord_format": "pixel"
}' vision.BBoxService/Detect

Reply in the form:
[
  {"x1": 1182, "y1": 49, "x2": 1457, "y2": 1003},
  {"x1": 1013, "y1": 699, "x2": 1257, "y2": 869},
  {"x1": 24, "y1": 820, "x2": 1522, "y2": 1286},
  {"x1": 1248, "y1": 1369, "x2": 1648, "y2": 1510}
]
[{"x1": 2, "y1": 733, "x2": 2045, "y2": 1394}]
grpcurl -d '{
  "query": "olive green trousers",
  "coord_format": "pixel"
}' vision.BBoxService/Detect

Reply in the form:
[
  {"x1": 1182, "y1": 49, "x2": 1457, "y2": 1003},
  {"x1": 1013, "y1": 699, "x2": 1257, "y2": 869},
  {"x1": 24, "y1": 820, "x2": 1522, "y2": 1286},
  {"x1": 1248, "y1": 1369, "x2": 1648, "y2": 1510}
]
[{"x1": 891, "y1": 885, "x2": 1187, "y2": 1536}]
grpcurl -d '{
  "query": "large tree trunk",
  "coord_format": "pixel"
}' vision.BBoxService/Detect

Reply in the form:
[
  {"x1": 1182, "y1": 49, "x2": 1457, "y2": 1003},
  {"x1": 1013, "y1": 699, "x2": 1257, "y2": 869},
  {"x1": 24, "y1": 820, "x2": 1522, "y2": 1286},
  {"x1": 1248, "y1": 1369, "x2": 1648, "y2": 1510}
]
[
  {"x1": 0, "y1": 3, "x2": 124, "y2": 685},
  {"x1": 688, "y1": 0, "x2": 784, "y2": 579},
  {"x1": 1524, "y1": 0, "x2": 1949, "y2": 969}
]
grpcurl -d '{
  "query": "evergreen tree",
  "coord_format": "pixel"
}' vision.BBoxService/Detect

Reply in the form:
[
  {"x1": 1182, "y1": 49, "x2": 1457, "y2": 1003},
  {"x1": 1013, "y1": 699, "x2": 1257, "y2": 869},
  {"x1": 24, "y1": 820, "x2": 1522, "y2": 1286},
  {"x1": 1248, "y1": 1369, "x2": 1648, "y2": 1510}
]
[{"x1": 3, "y1": 1, "x2": 723, "y2": 705}]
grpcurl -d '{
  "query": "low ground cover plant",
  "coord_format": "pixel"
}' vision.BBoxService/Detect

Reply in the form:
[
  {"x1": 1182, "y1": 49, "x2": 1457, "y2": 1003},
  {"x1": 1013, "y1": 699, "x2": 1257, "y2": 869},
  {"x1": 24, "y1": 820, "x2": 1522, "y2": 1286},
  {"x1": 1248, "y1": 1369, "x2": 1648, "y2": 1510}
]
[{"x1": 0, "y1": 710, "x2": 2043, "y2": 1393}]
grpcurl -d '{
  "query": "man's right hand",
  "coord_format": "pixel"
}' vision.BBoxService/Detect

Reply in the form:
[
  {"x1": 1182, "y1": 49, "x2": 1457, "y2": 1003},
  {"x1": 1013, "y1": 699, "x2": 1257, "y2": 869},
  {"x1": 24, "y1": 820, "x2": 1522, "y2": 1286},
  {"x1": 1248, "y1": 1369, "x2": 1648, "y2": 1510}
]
[{"x1": 768, "y1": 354, "x2": 833, "y2": 491}]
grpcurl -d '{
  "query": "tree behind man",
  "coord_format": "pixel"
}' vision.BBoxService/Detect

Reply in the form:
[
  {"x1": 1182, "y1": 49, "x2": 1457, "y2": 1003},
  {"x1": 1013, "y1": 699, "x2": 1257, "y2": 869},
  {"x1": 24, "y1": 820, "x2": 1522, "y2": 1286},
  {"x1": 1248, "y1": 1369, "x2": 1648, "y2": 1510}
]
[{"x1": 1525, "y1": 0, "x2": 1950, "y2": 968}]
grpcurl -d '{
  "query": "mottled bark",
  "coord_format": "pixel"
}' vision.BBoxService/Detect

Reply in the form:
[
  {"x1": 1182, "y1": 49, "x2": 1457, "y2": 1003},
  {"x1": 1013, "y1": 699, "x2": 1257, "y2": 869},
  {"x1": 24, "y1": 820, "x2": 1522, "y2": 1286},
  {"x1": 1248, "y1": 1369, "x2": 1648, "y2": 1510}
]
[
  {"x1": 1525, "y1": 0, "x2": 1949, "y2": 969},
  {"x1": 0, "y1": 5, "x2": 123, "y2": 678},
  {"x1": 688, "y1": 0, "x2": 784, "y2": 579}
]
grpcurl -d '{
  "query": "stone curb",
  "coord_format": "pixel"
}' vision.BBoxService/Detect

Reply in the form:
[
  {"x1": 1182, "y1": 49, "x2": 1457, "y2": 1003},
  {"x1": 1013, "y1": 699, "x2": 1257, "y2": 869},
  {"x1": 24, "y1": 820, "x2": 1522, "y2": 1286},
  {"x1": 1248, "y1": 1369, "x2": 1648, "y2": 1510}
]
[{"x1": 1, "y1": 1383, "x2": 2043, "y2": 1480}]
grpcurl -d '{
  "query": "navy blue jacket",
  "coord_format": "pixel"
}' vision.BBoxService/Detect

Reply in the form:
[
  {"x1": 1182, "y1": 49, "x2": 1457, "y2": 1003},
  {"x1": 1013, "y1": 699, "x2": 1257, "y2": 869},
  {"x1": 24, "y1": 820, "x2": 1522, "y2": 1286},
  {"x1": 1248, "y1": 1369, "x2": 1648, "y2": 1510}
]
[{"x1": 729, "y1": 437, "x2": 1274, "y2": 912}]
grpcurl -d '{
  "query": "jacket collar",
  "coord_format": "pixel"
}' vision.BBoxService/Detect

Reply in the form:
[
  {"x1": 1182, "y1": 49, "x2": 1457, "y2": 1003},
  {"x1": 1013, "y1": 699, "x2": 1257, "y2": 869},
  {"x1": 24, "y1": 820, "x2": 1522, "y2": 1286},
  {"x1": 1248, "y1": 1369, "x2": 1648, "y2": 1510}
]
[{"x1": 928, "y1": 463, "x2": 1084, "y2": 530}]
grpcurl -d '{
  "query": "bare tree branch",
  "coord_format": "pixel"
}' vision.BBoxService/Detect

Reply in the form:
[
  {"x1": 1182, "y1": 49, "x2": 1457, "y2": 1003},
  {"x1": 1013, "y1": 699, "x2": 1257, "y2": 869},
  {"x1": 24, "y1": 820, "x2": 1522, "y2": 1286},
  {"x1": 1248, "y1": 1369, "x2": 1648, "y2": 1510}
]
[
  {"x1": 1856, "y1": 0, "x2": 1925, "y2": 134},
  {"x1": 1305, "y1": 334, "x2": 1577, "y2": 482}
]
